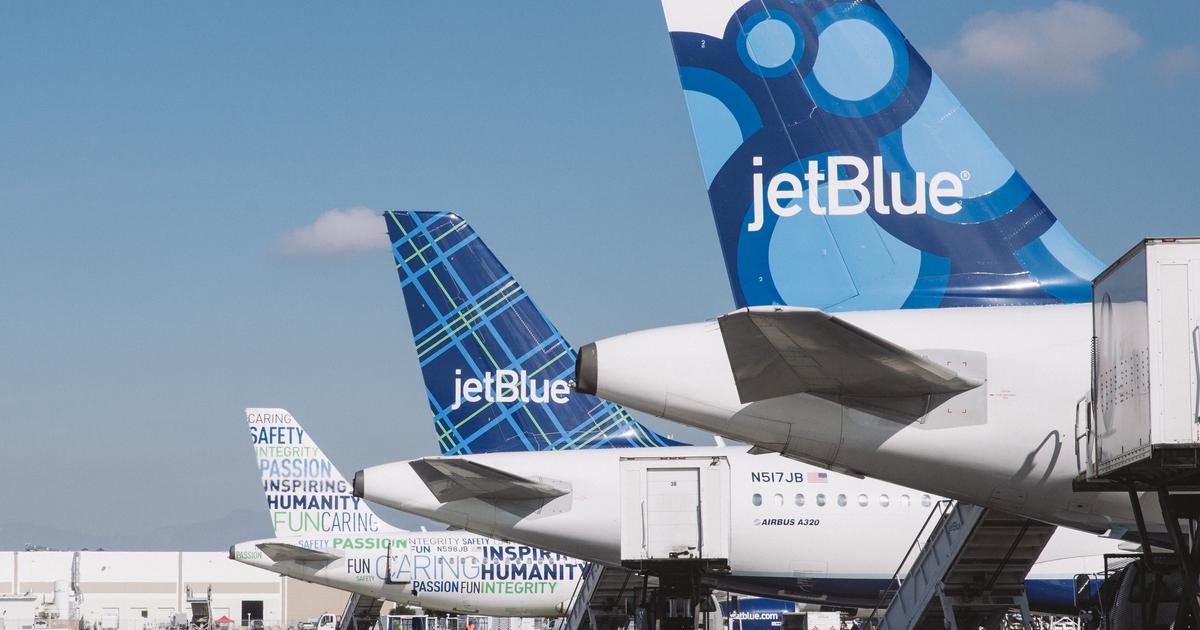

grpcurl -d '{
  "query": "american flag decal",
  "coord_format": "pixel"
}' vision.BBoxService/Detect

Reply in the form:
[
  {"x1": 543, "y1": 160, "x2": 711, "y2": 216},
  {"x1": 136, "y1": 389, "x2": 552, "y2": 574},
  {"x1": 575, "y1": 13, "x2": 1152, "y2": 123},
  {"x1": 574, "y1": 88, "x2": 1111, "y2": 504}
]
[{"x1": 810, "y1": 472, "x2": 828, "y2": 484}]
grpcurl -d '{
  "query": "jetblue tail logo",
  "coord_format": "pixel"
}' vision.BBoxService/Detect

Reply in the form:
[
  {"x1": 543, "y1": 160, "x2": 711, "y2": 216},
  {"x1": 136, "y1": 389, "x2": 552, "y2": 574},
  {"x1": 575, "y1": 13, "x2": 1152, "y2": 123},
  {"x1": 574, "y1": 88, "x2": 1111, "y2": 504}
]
[
  {"x1": 452, "y1": 369, "x2": 571, "y2": 411},
  {"x1": 749, "y1": 155, "x2": 963, "y2": 230},
  {"x1": 385, "y1": 211, "x2": 680, "y2": 454},
  {"x1": 663, "y1": 0, "x2": 1103, "y2": 310}
]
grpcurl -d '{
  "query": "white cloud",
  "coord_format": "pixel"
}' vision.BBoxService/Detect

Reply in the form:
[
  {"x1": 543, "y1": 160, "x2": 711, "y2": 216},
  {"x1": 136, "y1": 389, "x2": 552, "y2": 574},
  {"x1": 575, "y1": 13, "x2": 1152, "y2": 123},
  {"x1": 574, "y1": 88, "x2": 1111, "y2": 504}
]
[
  {"x1": 928, "y1": 1, "x2": 1141, "y2": 89},
  {"x1": 279, "y1": 207, "x2": 387, "y2": 256},
  {"x1": 1153, "y1": 46, "x2": 1200, "y2": 81}
]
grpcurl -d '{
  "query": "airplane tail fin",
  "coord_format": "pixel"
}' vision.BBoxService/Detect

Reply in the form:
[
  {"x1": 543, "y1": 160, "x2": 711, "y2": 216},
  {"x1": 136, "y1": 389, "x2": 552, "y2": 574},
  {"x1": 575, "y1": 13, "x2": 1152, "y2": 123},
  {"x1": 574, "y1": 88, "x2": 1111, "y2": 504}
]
[
  {"x1": 384, "y1": 211, "x2": 680, "y2": 454},
  {"x1": 246, "y1": 408, "x2": 393, "y2": 537},
  {"x1": 660, "y1": 0, "x2": 1103, "y2": 310}
]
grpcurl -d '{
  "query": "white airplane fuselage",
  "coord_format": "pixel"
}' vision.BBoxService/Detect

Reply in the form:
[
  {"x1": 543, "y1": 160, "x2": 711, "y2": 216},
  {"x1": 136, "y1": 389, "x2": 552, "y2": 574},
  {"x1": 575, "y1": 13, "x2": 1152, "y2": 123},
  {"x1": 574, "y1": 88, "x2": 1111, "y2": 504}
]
[
  {"x1": 230, "y1": 530, "x2": 578, "y2": 617},
  {"x1": 584, "y1": 303, "x2": 1151, "y2": 536},
  {"x1": 357, "y1": 445, "x2": 1123, "y2": 610}
]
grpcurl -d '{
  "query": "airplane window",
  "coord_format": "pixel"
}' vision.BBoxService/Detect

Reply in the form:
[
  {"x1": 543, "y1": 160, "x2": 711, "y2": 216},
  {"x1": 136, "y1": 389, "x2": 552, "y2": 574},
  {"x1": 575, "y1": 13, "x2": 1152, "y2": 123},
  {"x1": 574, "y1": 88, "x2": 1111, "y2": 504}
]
[
  {"x1": 879, "y1": 494, "x2": 890, "y2": 507},
  {"x1": 816, "y1": 494, "x2": 826, "y2": 507},
  {"x1": 773, "y1": 493, "x2": 784, "y2": 507},
  {"x1": 837, "y1": 494, "x2": 847, "y2": 507},
  {"x1": 752, "y1": 493, "x2": 762, "y2": 506},
  {"x1": 921, "y1": 494, "x2": 932, "y2": 508},
  {"x1": 900, "y1": 495, "x2": 910, "y2": 507},
  {"x1": 795, "y1": 493, "x2": 805, "y2": 507},
  {"x1": 857, "y1": 494, "x2": 868, "y2": 507}
]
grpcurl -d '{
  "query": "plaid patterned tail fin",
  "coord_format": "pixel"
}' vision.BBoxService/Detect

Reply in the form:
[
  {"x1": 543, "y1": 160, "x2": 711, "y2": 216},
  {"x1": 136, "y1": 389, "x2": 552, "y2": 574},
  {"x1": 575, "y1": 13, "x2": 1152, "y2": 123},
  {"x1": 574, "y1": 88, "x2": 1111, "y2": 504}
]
[{"x1": 384, "y1": 211, "x2": 680, "y2": 455}]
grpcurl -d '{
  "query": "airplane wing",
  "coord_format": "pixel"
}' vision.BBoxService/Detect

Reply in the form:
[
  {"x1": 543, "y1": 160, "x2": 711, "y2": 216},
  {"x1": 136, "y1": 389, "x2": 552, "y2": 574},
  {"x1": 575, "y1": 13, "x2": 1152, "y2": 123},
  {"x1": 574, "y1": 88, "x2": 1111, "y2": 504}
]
[
  {"x1": 409, "y1": 458, "x2": 569, "y2": 503},
  {"x1": 718, "y1": 307, "x2": 983, "y2": 413},
  {"x1": 255, "y1": 543, "x2": 339, "y2": 564}
]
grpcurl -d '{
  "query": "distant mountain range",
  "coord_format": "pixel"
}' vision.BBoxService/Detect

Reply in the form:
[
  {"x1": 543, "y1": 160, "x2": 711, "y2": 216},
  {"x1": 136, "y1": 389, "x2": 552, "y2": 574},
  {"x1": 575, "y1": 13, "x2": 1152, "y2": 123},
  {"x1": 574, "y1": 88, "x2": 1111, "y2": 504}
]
[{"x1": 0, "y1": 510, "x2": 273, "y2": 551}]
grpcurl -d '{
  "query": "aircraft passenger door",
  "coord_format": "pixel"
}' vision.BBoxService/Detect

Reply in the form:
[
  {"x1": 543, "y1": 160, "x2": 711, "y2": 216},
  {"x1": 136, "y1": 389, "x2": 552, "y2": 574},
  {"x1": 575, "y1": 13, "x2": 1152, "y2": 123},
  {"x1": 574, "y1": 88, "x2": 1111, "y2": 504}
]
[
  {"x1": 1188, "y1": 260, "x2": 1200, "y2": 442},
  {"x1": 1193, "y1": 260, "x2": 1200, "y2": 442},
  {"x1": 1157, "y1": 260, "x2": 1200, "y2": 442},
  {"x1": 620, "y1": 456, "x2": 729, "y2": 568},
  {"x1": 644, "y1": 467, "x2": 701, "y2": 559}
]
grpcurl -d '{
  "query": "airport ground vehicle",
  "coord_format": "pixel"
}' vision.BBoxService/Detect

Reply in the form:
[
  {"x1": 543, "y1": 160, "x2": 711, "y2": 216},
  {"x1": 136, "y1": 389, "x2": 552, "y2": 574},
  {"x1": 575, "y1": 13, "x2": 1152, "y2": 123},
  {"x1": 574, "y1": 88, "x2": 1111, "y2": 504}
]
[{"x1": 296, "y1": 615, "x2": 336, "y2": 630}]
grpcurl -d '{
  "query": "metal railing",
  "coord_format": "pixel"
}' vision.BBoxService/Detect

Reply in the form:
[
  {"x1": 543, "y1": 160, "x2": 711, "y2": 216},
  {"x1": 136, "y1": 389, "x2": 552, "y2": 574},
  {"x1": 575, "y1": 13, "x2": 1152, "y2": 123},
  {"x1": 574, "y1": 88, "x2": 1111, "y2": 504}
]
[
  {"x1": 864, "y1": 499, "x2": 955, "y2": 621},
  {"x1": 554, "y1": 564, "x2": 601, "y2": 630},
  {"x1": 1073, "y1": 395, "x2": 1093, "y2": 478}
]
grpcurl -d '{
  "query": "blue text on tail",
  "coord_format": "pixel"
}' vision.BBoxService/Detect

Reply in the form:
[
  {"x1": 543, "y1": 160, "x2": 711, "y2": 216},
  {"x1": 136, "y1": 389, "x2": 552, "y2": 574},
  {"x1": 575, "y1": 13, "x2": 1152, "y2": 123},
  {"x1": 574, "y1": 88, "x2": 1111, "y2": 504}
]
[
  {"x1": 245, "y1": 408, "x2": 390, "y2": 537},
  {"x1": 385, "y1": 211, "x2": 677, "y2": 454},
  {"x1": 661, "y1": 0, "x2": 1104, "y2": 309}
]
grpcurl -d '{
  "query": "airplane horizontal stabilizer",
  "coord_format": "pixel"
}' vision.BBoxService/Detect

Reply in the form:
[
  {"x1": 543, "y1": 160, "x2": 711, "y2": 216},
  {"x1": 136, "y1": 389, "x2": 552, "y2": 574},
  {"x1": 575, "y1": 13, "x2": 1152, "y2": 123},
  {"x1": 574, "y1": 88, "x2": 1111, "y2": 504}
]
[
  {"x1": 718, "y1": 307, "x2": 983, "y2": 416},
  {"x1": 409, "y1": 458, "x2": 569, "y2": 503},
  {"x1": 255, "y1": 543, "x2": 339, "y2": 564}
]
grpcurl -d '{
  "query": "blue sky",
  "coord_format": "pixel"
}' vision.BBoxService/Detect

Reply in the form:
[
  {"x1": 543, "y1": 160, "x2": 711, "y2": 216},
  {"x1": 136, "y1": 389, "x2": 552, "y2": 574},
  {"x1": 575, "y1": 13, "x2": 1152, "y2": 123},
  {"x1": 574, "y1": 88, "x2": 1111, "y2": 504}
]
[{"x1": 1, "y1": 1, "x2": 1197, "y2": 546}]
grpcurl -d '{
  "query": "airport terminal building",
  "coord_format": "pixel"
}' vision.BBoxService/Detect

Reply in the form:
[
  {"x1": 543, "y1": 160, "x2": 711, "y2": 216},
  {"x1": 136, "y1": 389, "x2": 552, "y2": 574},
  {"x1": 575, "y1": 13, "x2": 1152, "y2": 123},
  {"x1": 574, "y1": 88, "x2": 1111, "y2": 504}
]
[{"x1": 1, "y1": 550, "x2": 350, "y2": 630}]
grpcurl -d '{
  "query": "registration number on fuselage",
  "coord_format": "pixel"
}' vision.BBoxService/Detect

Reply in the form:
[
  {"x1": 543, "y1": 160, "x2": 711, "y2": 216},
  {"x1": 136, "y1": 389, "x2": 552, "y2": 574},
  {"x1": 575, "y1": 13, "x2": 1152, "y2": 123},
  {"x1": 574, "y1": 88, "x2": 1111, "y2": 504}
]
[{"x1": 749, "y1": 472, "x2": 805, "y2": 483}]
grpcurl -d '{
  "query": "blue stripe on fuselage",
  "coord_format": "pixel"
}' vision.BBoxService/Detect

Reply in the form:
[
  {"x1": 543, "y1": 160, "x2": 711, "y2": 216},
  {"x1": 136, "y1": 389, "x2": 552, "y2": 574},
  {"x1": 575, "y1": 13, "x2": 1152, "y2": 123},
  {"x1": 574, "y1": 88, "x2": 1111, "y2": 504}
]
[{"x1": 720, "y1": 575, "x2": 1085, "y2": 614}]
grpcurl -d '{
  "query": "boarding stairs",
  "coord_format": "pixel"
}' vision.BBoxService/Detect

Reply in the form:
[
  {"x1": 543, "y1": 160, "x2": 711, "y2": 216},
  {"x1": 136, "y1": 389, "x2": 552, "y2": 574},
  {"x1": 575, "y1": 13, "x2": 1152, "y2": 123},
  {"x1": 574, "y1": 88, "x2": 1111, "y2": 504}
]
[
  {"x1": 558, "y1": 564, "x2": 645, "y2": 630},
  {"x1": 339, "y1": 593, "x2": 385, "y2": 630},
  {"x1": 186, "y1": 586, "x2": 213, "y2": 630},
  {"x1": 877, "y1": 502, "x2": 1057, "y2": 630}
]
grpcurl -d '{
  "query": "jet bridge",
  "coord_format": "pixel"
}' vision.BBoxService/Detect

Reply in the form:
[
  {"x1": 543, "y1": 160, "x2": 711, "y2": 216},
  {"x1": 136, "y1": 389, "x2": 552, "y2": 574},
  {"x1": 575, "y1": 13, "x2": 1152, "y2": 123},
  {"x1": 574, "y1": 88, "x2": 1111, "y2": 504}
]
[
  {"x1": 557, "y1": 565, "x2": 654, "y2": 630},
  {"x1": 185, "y1": 586, "x2": 213, "y2": 630},
  {"x1": 1073, "y1": 238, "x2": 1200, "y2": 628},
  {"x1": 1076, "y1": 238, "x2": 1200, "y2": 487},
  {"x1": 557, "y1": 565, "x2": 728, "y2": 630},
  {"x1": 615, "y1": 456, "x2": 730, "y2": 630},
  {"x1": 873, "y1": 502, "x2": 1055, "y2": 630}
]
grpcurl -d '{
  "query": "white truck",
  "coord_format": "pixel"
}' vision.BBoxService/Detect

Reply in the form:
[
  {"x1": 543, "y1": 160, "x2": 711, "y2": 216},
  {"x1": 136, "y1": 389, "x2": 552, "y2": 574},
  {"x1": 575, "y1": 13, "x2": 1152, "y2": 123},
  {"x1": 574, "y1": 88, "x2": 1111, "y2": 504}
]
[
  {"x1": 781, "y1": 612, "x2": 840, "y2": 630},
  {"x1": 296, "y1": 614, "x2": 336, "y2": 630}
]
